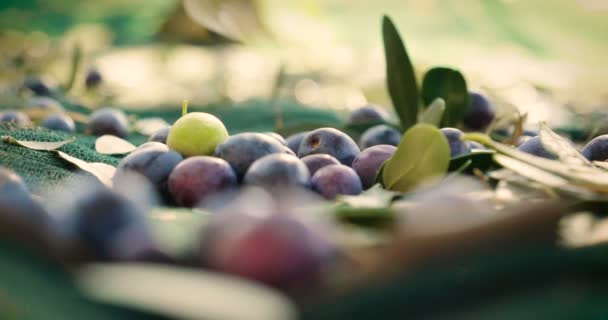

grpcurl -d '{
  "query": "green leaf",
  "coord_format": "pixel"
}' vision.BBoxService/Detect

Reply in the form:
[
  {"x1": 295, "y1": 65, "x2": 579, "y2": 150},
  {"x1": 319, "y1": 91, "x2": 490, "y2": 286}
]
[
  {"x1": 382, "y1": 124, "x2": 450, "y2": 193},
  {"x1": 337, "y1": 185, "x2": 401, "y2": 209},
  {"x1": 539, "y1": 122, "x2": 591, "y2": 166},
  {"x1": 419, "y1": 98, "x2": 446, "y2": 127},
  {"x1": 333, "y1": 206, "x2": 394, "y2": 228},
  {"x1": 375, "y1": 162, "x2": 387, "y2": 186},
  {"x1": 449, "y1": 150, "x2": 497, "y2": 173},
  {"x1": 147, "y1": 208, "x2": 208, "y2": 257},
  {"x1": 382, "y1": 15, "x2": 418, "y2": 131},
  {"x1": 421, "y1": 67, "x2": 469, "y2": 127}
]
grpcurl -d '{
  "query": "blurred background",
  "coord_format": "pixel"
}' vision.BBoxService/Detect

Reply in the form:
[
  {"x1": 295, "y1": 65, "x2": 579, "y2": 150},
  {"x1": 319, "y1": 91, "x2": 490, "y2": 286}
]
[{"x1": 0, "y1": 0, "x2": 607, "y2": 126}]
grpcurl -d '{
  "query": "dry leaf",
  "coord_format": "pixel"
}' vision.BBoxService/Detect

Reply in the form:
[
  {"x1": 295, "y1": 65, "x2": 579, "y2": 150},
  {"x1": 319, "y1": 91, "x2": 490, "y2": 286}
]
[
  {"x1": 95, "y1": 135, "x2": 136, "y2": 155},
  {"x1": 55, "y1": 151, "x2": 115, "y2": 187},
  {"x1": 77, "y1": 263, "x2": 296, "y2": 320},
  {"x1": 65, "y1": 111, "x2": 90, "y2": 124},
  {"x1": 594, "y1": 161, "x2": 608, "y2": 171},
  {"x1": 1, "y1": 136, "x2": 75, "y2": 151},
  {"x1": 133, "y1": 118, "x2": 170, "y2": 136}
]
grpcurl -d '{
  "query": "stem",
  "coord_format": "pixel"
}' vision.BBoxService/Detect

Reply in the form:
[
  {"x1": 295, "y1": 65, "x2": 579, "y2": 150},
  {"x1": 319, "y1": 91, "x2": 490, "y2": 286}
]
[
  {"x1": 182, "y1": 100, "x2": 189, "y2": 116},
  {"x1": 65, "y1": 44, "x2": 82, "y2": 93}
]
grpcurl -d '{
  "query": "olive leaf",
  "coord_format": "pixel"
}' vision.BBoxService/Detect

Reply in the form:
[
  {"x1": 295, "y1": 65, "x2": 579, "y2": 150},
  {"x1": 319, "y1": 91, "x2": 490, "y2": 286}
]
[
  {"x1": 183, "y1": 0, "x2": 270, "y2": 42},
  {"x1": 337, "y1": 185, "x2": 401, "y2": 209},
  {"x1": 64, "y1": 44, "x2": 82, "y2": 92},
  {"x1": 421, "y1": 67, "x2": 469, "y2": 127},
  {"x1": 382, "y1": 15, "x2": 418, "y2": 131},
  {"x1": 333, "y1": 206, "x2": 394, "y2": 228},
  {"x1": 133, "y1": 118, "x2": 170, "y2": 136},
  {"x1": 594, "y1": 161, "x2": 608, "y2": 171},
  {"x1": 494, "y1": 154, "x2": 569, "y2": 188},
  {"x1": 448, "y1": 150, "x2": 496, "y2": 173},
  {"x1": 55, "y1": 151, "x2": 115, "y2": 188},
  {"x1": 1, "y1": 136, "x2": 76, "y2": 151},
  {"x1": 539, "y1": 122, "x2": 591, "y2": 166},
  {"x1": 95, "y1": 135, "x2": 137, "y2": 155},
  {"x1": 76, "y1": 263, "x2": 297, "y2": 320},
  {"x1": 464, "y1": 133, "x2": 608, "y2": 193},
  {"x1": 382, "y1": 124, "x2": 450, "y2": 193},
  {"x1": 148, "y1": 208, "x2": 208, "y2": 257},
  {"x1": 419, "y1": 98, "x2": 446, "y2": 127},
  {"x1": 375, "y1": 162, "x2": 387, "y2": 186},
  {"x1": 447, "y1": 159, "x2": 472, "y2": 177}
]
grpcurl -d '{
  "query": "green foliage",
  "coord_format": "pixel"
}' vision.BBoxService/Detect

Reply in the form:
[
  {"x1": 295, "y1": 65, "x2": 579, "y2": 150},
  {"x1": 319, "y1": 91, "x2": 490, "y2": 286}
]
[
  {"x1": 382, "y1": 124, "x2": 450, "y2": 193},
  {"x1": 333, "y1": 206, "x2": 394, "y2": 228},
  {"x1": 333, "y1": 186, "x2": 400, "y2": 227},
  {"x1": 382, "y1": 15, "x2": 419, "y2": 132},
  {"x1": 419, "y1": 98, "x2": 446, "y2": 127},
  {"x1": 421, "y1": 67, "x2": 469, "y2": 128},
  {"x1": 449, "y1": 151, "x2": 496, "y2": 174},
  {"x1": 148, "y1": 208, "x2": 208, "y2": 257}
]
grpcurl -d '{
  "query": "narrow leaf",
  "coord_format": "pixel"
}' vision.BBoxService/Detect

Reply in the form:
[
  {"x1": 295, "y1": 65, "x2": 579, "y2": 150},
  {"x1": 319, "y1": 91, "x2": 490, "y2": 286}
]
[
  {"x1": 95, "y1": 135, "x2": 137, "y2": 155},
  {"x1": 133, "y1": 118, "x2": 170, "y2": 136},
  {"x1": 382, "y1": 15, "x2": 418, "y2": 131},
  {"x1": 504, "y1": 112, "x2": 526, "y2": 145},
  {"x1": 593, "y1": 161, "x2": 608, "y2": 171},
  {"x1": 464, "y1": 133, "x2": 608, "y2": 193},
  {"x1": 148, "y1": 208, "x2": 208, "y2": 257},
  {"x1": 183, "y1": 0, "x2": 270, "y2": 42},
  {"x1": 55, "y1": 151, "x2": 115, "y2": 188},
  {"x1": 333, "y1": 206, "x2": 394, "y2": 228},
  {"x1": 337, "y1": 185, "x2": 400, "y2": 209},
  {"x1": 65, "y1": 44, "x2": 82, "y2": 92},
  {"x1": 421, "y1": 67, "x2": 469, "y2": 127},
  {"x1": 2, "y1": 136, "x2": 75, "y2": 151},
  {"x1": 89, "y1": 163, "x2": 118, "y2": 180},
  {"x1": 375, "y1": 162, "x2": 387, "y2": 186},
  {"x1": 419, "y1": 98, "x2": 446, "y2": 126},
  {"x1": 383, "y1": 124, "x2": 450, "y2": 193},
  {"x1": 539, "y1": 122, "x2": 591, "y2": 166},
  {"x1": 77, "y1": 263, "x2": 297, "y2": 320},
  {"x1": 448, "y1": 150, "x2": 496, "y2": 173},
  {"x1": 494, "y1": 154, "x2": 569, "y2": 188}
]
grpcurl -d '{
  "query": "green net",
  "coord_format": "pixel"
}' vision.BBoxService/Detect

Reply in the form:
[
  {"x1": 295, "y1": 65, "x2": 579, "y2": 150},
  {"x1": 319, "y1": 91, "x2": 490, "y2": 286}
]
[{"x1": 0, "y1": 99, "x2": 344, "y2": 192}]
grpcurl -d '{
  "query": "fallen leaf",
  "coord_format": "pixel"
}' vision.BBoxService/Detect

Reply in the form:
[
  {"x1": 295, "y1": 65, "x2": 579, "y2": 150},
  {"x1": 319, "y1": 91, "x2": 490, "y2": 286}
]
[
  {"x1": 76, "y1": 263, "x2": 296, "y2": 320},
  {"x1": 65, "y1": 111, "x2": 90, "y2": 123},
  {"x1": 337, "y1": 185, "x2": 400, "y2": 209},
  {"x1": 539, "y1": 122, "x2": 591, "y2": 166},
  {"x1": 55, "y1": 151, "x2": 115, "y2": 187},
  {"x1": 1, "y1": 136, "x2": 75, "y2": 151},
  {"x1": 493, "y1": 154, "x2": 569, "y2": 188},
  {"x1": 133, "y1": 118, "x2": 170, "y2": 136},
  {"x1": 593, "y1": 161, "x2": 608, "y2": 170},
  {"x1": 95, "y1": 135, "x2": 137, "y2": 155}
]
